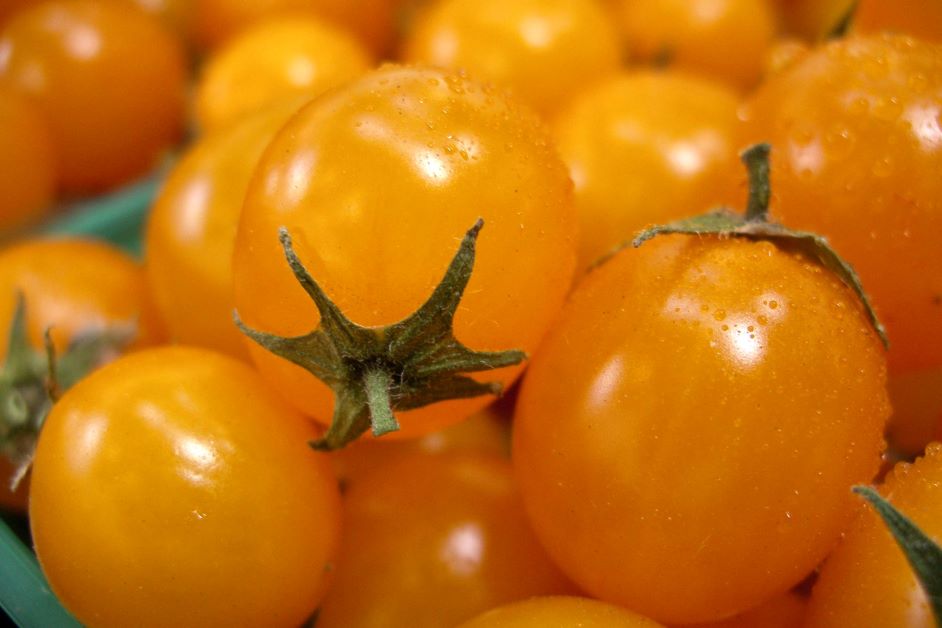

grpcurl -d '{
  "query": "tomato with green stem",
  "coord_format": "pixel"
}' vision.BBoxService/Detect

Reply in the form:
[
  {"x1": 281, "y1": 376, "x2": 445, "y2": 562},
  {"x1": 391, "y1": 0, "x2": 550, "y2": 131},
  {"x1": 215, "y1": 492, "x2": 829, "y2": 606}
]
[
  {"x1": 30, "y1": 346, "x2": 342, "y2": 628},
  {"x1": 232, "y1": 64, "x2": 577, "y2": 450},
  {"x1": 316, "y1": 453, "x2": 574, "y2": 628},
  {"x1": 740, "y1": 34, "x2": 942, "y2": 455},
  {"x1": 805, "y1": 444, "x2": 942, "y2": 627},
  {"x1": 512, "y1": 146, "x2": 889, "y2": 624}
]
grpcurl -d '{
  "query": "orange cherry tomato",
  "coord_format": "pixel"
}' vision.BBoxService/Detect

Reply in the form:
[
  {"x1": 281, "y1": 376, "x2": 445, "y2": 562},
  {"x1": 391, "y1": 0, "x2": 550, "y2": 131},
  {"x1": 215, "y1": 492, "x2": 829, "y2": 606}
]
[
  {"x1": 805, "y1": 443, "x2": 942, "y2": 627},
  {"x1": 459, "y1": 596, "x2": 664, "y2": 628},
  {"x1": 0, "y1": 86, "x2": 56, "y2": 232},
  {"x1": 30, "y1": 346, "x2": 342, "y2": 627},
  {"x1": 614, "y1": 0, "x2": 778, "y2": 91},
  {"x1": 0, "y1": 238, "x2": 163, "y2": 355},
  {"x1": 331, "y1": 406, "x2": 509, "y2": 489},
  {"x1": 513, "y1": 235, "x2": 889, "y2": 624},
  {"x1": 856, "y1": 0, "x2": 942, "y2": 44},
  {"x1": 316, "y1": 454, "x2": 574, "y2": 628},
  {"x1": 145, "y1": 97, "x2": 308, "y2": 359},
  {"x1": 402, "y1": 0, "x2": 621, "y2": 116},
  {"x1": 194, "y1": 17, "x2": 370, "y2": 133},
  {"x1": 0, "y1": 1, "x2": 186, "y2": 194},
  {"x1": 685, "y1": 591, "x2": 808, "y2": 628},
  {"x1": 740, "y1": 34, "x2": 942, "y2": 454},
  {"x1": 191, "y1": 0, "x2": 396, "y2": 55},
  {"x1": 115, "y1": 0, "x2": 193, "y2": 36},
  {"x1": 232, "y1": 65, "x2": 577, "y2": 438},
  {"x1": 553, "y1": 71, "x2": 744, "y2": 271}
]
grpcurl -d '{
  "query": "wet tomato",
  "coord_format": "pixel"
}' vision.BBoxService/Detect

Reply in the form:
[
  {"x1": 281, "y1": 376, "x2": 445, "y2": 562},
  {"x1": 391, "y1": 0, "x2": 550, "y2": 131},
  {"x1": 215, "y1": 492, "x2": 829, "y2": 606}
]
[
  {"x1": 29, "y1": 346, "x2": 342, "y2": 628},
  {"x1": 513, "y1": 235, "x2": 889, "y2": 624}
]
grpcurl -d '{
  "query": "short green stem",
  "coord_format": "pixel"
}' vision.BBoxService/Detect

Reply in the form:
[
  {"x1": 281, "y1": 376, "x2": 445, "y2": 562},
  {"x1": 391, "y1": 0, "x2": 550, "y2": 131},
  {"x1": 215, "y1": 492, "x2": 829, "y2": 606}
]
[
  {"x1": 742, "y1": 143, "x2": 771, "y2": 222},
  {"x1": 364, "y1": 368, "x2": 399, "y2": 437}
]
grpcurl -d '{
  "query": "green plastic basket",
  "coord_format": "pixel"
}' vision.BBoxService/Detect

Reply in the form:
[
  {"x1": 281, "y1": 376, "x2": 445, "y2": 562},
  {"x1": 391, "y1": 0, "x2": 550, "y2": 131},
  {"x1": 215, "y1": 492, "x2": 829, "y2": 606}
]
[{"x1": 0, "y1": 173, "x2": 159, "y2": 627}]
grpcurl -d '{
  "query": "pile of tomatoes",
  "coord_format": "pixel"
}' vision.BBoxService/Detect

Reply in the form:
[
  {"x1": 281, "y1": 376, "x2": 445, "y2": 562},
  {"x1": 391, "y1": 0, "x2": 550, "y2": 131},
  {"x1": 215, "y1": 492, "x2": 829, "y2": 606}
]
[{"x1": 1, "y1": 0, "x2": 941, "y2": 626}]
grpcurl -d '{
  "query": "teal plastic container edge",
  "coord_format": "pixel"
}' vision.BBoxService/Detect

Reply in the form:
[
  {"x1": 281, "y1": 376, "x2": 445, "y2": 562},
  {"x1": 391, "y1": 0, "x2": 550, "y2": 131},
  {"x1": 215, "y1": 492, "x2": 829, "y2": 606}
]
[{"x1": 0, "y1": 172, "x2": 159, "y2": 627}]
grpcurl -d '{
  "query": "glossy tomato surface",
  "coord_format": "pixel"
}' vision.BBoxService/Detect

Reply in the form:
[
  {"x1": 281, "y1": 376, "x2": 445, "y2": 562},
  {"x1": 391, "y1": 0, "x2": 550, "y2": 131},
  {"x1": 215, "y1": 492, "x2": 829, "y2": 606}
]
[
  {"x1": 805, "y1": 443, "x2": 942, "y2": 627},
  {"x1": 614, "y1": 0, "x2": 777, "y2": 90},
  {"x1": 553, "y1": 70, "x2": 743, "y2": 271},
  {"x1": 0, "y1": 238, "x2": 163, "y2": 354},
  {"x1": 513, "y1": 235, "x2": 889, "y2": 624},
  {"x1": 403, "y1": 0, "x2": 621, "y2": 115},
  {"x1": 459, "y1": 596, "x2": 664, "y2": 628},
  {"x1": 29, "y1": 346, "x2": 342, "y2": 628},
  {"x1": 686, "y1": 591, "x2": 808, "y2": 628},
  {"x1": 741, "y1": 35, "x2": 942, "y2": 453},
  {"x1": 146, "y1": 97, "x2": 308, "y2": 359},
  {"x1": 232, "y1": 65, "x2": 577, "y2": 437},
  {"x1": 194, "y1": 16, "x2": 370, "y2": 133},
  {"x1": 0, "y1": 0, "x2": 186, "y2": 194},
  {"x1": 316, "y1": 454, "x2": 574, "y2": 628},
  {"x1": 0, "y1": 86, "x2": 56, "y2": 232}
]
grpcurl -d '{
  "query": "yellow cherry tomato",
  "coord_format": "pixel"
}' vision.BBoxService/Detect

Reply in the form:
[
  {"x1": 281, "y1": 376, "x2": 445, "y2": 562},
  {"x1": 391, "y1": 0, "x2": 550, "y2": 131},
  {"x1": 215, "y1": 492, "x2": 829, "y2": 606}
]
[
  {"x1": 232, "y1": 65, "x2": 577, "y2": 439},
  {"x1": 615, "y1": 0, "x2": 778, "y2": 91},
  {"x1": 30, "y1": 346, "x2": 342, "y2": 628},
  {"x1": 146, "y1": 97, "x2": 310, "y2": 358},
  {"x1": 553, "y1": 70, "x2": 744, "y2": 271},
  {"x1": 403, "y1": 0, "x2": 621, "y2": 115},
  {"x1": 194, "y1": 17, "x2": 370, "y2": 133},
  {"x1": 685, "y1": 591, "x2": 808, "y2": 628},
  {"x1": 805, "y1": 443, "x2": 942, "y2": 627}
]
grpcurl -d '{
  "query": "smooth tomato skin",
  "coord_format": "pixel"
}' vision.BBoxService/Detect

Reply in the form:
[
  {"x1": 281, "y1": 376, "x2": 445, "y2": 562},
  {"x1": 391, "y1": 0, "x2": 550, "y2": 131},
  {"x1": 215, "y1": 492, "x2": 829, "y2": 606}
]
[
  {"x1": 233, "y1": 65, "x2": 577, "y2": 438},
  {"x1": 117, "y1": 0, "x2": 193, "y2": 36},
  {"x1": 614, "y1": 0, "x2": 777, "y2": 91},
  {"x1": 191, "y1": 0, "x2": 396, "y2": 54},
  {"x1": 553, "y1": 71, "x2": 744, "y2": 271},
  {"x1": 805, "y1": 443, "x2": 942, "y2": 627},
  {"x1": 741, "y1": 35, "x2": 942, "y2": 374},
  {"x1": 402, "y1": 0, "x2": 621, "y2": 116},
  {"x1": 145, "y1": 98, "x2": 308, "y2": 360},
  {"x1": 0, "y1": 86, "x2": 56, "y2": 232},
  {"x1": 513, "y1": 236, "x2": 889, "y2": 624},
  {"x1": 29, "y1": 346, "x2": 342, "y2": 628},
  {"x1": 0, "y1": 238, "x2": 163, "y2": 355},
  {"x1": 459, "y1": 596, "x2": 664, "y2": 628},
  {"x1": 0, "y1": 1, "x2": 186, "y2": 194},
  {"x1": 856, "y1": 0, "x2": 942, "y2": 44},
  {"x1": 316, "y1": 454, "x2": 575, "y2": 628},
  {"x1": 193, "y1": 17, "x2": 370, "y2": 133}
]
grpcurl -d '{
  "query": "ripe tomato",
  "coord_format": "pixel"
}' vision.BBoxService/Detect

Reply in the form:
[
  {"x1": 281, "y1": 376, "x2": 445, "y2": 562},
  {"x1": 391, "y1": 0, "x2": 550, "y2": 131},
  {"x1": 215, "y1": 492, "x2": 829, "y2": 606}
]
[
  {"x1": 0, "y1": 86, "x2": 56, "y2": 233},
  {"x1": 191, "y1": 0, "x2": 396, "y2": 54},
  {"x1": 402, "y1": 0, "x2": 621, "y2": 115},
  {"x1": 0, "y1": 238, "x2": 163, "y2": 355},
  {"x1": 145, "y1": 97, "x2": 308, "y2": 359},
  {"x1": 513, "y1": 235, "x2": 889, "y2": 624},
  {"x1": 232, "y1": 65, "x2": 576, "y2": 440},
  {"x1": 315, "y1": 454, "x2": 574, "y2": 628},
  {"x1": 29, "y1": 346, "x2": 342, "y2": 628},
  {"x1": 856, "y1": 0, "x2": 942, "y2": 43},
  {"x1": 0, "y1": 1, "x2": 186, "y2": 194},
  {"x1": 805, "y1": 443, "x2": 942, "y2": 627},
  {"x1": 740, "y1": 34, "x2": 942, "y2": 453},
  {"x1": 193, "y1": 16, "x2": 370, "y2": 133},
  {"x1": 613, "y1": 0, "x2": 777, "y2": 91},
  {"x1": 118, "y1": 0, "x2": 193, "y2": 36},
  {"x1": 332, "y1": 406, "x2": 509, "y2": 490},
  {"x1": 553, "y1": 70, "x2": 743, "y2": 271},
  {"x1": 459, "y1": 596, "x2": 664, "y2": 627}
]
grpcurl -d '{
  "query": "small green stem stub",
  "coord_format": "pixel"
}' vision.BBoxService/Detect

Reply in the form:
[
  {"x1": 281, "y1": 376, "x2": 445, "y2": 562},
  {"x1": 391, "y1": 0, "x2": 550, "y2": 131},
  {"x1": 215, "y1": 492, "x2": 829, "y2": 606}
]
[{"x1": 236, "y1": 219, "x2": 527, "y2": 451}]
